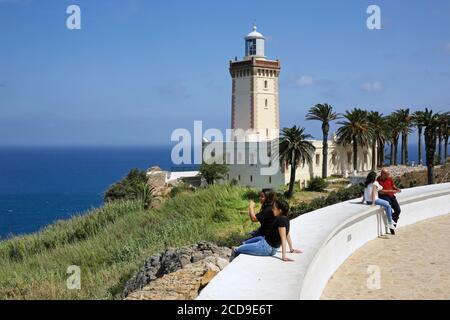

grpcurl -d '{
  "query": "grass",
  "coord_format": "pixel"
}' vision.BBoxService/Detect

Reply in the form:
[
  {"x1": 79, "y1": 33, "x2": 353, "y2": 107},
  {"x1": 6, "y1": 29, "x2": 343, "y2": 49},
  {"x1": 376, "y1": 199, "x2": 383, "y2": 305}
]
[
  {"x1": 290, "y1": 191, "x2": 328, "y2": 207},
  {"x1": 0, "y1": 184, "x2": 258, "y2": 300}
]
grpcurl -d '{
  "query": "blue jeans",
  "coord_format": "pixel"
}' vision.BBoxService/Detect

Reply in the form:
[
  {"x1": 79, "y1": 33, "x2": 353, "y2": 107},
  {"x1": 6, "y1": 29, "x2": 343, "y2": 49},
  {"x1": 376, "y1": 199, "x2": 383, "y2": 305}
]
[
  {"x1": 235, "y1": 236, "x2": 278, "y2": 257},
  {"x1": 367, "y1": 199, "x2": 393, "y2": 224}
]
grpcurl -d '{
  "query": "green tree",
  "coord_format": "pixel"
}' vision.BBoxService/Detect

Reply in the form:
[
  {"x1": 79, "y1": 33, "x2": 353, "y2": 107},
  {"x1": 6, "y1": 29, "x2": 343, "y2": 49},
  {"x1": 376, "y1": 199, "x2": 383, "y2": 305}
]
[
  {"x1": 199, "y1": 162, "x2": 229, "y2": 185},
  {"x1": 385, "y1": 114, "x2": 401, "y2": 166},
  {"x1": 413, "y1": 110, "x2": 428, "y2": 165},
  {"x1": 436, "y1": 113, "x2": 450, "y2": 164},
  {"x1": 279, "y1": 126, "x2": 315, "y2": 198},
  {"x1": 336, "y1": 108, "x2": 372, "y2": 172},
  {"x1": 306, "y1": 103, "x2": 340, "y2": 178},
  {"x1": 421, "y1": 108, "x2": 441, "y2": 184},
  {"x1": 367, "y1": 111, "x2": 387, "y2": 170},
  {"x1": 443, "y1": 114, "x2": 450, "y2": 162},
  {"x1": 104, "y1": 168, "x2": 149, "y2": 202},
  {"x1": 393, "y1": 108, "x2": 414, "y2": 165}
]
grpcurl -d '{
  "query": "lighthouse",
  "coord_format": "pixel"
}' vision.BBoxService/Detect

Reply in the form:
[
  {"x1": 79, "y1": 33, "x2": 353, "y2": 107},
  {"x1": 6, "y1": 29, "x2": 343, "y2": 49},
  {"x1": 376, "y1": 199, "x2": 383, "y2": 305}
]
[{"x1": 229, "y1": 26, "x2": 281, "y2": 141}]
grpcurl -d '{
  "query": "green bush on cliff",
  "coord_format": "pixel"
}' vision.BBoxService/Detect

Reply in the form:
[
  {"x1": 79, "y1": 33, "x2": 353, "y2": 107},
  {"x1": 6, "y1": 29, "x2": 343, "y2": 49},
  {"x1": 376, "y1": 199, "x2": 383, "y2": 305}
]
[{"x1": 104, "y1": 168, "x2": 148, "y2": 202}]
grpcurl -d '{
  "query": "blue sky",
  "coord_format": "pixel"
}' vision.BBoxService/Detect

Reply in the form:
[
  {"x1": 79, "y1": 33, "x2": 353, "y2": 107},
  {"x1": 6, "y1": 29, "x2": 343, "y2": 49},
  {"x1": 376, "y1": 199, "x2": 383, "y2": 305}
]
[{"x1": 1, "y1": 0, "x2": 449, "y2": 146}]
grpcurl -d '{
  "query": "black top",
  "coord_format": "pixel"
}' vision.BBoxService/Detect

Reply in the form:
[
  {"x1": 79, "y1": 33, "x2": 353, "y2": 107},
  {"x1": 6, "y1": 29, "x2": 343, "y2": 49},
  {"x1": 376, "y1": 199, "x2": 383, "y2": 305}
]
[
  {"x1": 265, "y1": 216, "x2": 290, "y2": 248},
  {"x1": 255, "y1": 204, "x2": 275, "y2": 237}
]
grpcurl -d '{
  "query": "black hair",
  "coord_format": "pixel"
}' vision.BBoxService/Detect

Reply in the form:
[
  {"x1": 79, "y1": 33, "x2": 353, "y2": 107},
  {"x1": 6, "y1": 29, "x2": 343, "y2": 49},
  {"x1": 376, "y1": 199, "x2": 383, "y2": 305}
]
[
  {"x1": 364, "y1": 171, "x2": 378, "y2": 188},
  {"x1": 261, "y1": 188, "x2": 277, "y2": 206},
  {"x1": 274, "y1": 199, "x2": 289, "y2": 216}
]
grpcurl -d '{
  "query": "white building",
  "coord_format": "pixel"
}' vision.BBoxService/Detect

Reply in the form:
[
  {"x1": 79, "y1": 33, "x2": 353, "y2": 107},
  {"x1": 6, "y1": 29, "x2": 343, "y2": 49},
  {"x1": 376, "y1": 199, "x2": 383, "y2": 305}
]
[{"x1": 205, "y1": 26, "x2": 373, "y2": 189}]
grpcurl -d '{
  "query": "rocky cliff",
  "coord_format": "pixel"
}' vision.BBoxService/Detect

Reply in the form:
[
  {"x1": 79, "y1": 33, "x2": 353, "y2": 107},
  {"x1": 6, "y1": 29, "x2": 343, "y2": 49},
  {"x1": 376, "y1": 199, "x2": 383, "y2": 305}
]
[{"x1": 121, "y1": 241, "x2": 231, "y2": 300}]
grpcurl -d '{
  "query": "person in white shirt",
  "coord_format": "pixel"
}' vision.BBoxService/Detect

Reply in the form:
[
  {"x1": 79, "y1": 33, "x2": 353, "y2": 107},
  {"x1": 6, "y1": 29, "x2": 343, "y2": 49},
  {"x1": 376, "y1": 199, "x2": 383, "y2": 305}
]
[{"x1": 362, "y1": 171, "x2": 396, "y2": 233}]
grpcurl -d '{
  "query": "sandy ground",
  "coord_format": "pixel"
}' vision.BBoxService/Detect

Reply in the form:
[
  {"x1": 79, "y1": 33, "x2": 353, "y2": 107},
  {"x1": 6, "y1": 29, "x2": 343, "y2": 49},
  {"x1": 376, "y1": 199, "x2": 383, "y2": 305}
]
[{"x1": 321, "y1": 213, "x2": 450, "y2": 300}]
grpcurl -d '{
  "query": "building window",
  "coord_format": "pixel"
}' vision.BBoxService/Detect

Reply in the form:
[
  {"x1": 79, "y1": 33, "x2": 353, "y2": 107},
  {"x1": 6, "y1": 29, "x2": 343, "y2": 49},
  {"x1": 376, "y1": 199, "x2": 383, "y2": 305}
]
[
  {"x1": 266, "y1": 128, "x2": 269, "y2": 138},
  {"x1": 250, "y1": 175, "x2": 253, "y2": 182},
  {"x1": 238, "y1": 174, "x2": 241, "y2": 181},
  {"x1": 316, "y1": 154, "x2": 320, "y2": 166},
  {"x1": 264, "y1": 80, "x2": 268, "y2": 89},
  {"x1": 269, "y1": 177, "x2": 272, "y2": 184},
  {"x1": 265, "y1": 99, "x2": 268, "y2": 108}
]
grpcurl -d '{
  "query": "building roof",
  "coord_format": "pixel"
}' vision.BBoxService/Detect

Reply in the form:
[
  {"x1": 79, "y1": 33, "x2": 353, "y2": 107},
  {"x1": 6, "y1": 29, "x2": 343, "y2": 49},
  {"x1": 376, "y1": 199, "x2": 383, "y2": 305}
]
[{"x1": 245, "y1": 26, "x2": 265, "y2": 40}]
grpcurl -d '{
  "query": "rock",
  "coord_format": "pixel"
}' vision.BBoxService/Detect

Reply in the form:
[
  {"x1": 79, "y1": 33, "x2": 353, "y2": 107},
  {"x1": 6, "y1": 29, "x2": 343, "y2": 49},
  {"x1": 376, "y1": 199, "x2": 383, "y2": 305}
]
[
  {"x1": 119, "y1": 241, "x2": 231, "y2": 299},
  {"x1": 124, "y1": 256, "x2": 227, "y2": 300}
]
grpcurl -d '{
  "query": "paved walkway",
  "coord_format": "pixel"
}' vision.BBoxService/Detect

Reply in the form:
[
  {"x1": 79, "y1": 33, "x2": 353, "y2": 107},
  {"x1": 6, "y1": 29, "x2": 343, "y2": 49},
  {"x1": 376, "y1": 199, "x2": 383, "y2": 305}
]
[{"x1": 321, "y1": 214, "x2": 450, "y2": 300}]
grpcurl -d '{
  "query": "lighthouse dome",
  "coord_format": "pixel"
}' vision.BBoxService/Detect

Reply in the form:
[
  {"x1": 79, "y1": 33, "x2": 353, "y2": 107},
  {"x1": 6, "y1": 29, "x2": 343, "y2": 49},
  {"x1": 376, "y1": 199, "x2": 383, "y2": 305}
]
[
  {"x1": 245, "y1": 25, "x2": 265, "y2": 40},
  {"x1": 244, "y1": 25, "x2": 266, "y2": 59}
]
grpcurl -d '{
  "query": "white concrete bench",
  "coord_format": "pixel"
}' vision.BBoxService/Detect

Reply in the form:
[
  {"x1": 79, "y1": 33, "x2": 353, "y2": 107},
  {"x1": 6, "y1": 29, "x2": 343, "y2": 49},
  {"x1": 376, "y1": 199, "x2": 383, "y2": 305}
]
[{"x1": 197, "y1": 182, "x2": 450, "y2": 300}]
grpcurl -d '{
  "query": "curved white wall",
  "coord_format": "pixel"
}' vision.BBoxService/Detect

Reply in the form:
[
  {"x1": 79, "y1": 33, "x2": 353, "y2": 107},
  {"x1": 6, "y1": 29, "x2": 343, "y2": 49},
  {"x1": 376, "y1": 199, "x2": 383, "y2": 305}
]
[{"x1": 197, "y1": 183, "x2": 450, "y2": 300}]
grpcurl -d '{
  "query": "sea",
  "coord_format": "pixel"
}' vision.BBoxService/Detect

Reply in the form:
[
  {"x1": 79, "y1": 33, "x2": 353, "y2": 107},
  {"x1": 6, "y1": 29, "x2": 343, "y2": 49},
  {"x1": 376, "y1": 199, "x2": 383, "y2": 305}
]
[
  {"x1": 0, "y1": 146, "x2": 197, "y2": 240},
  {"x1": 0, "y1": 144, "x2": 424, "y2": 240}
]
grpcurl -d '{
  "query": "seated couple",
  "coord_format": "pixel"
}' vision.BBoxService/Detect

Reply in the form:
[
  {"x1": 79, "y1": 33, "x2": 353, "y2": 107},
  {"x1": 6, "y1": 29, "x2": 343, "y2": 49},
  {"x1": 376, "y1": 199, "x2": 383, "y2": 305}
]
[
  {"x1": 231, "y1": 189, "x2": 302, "y2": 262},
  {"x1": 362, "y1": 168, "x2": 402, "y2": 235}
]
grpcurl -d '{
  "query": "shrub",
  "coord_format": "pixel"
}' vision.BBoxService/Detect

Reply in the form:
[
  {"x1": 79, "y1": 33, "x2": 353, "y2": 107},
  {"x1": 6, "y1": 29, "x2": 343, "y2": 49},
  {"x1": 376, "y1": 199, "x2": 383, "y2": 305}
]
[
  {"x1": 289, "y1": 184, "x2": 364, "y2": 219},
  {"x1": 199, "y1": 163, "x2": 229, "y2": 185},
  {"x1": 104, "y1": 168, "x2": 149, "y2": 202},
  {"x1": 306, "y1": 177, "x2": 329, "y2": 192}
]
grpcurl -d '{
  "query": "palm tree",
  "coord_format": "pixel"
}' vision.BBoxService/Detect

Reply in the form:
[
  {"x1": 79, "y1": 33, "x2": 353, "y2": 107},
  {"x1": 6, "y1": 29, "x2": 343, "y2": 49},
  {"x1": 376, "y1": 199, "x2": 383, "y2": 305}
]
[
  {"x1": 421, "y1": 108, "x2": 441, "y2": 184},
  {"x1": 367, "y1": 111, "x2": 386, "y2": 170},
  {"x1": 443, "y1": 114, "x2": 450, "y2": 162},
  {"x1": 279, "y1": 126, "x2": 315, "y2": 198},
  {"x1": 393, "y1": 108, "x2": 414, "y2": 165},
  {"x1": 385, "y1": 114, "x2": 401, "y2": 165},
  {"x1": 305, "y1": 103, "x2": 340, "y2": 178},
  {"x1": 436, "y1": 114, "x2": 450, "y2": 165},
  {"x1": 413, "y1": 110, "x2": 427, "y2": 165},
  {"x1": 336, "y1": 108, "x2": 372, "y2": 172}
]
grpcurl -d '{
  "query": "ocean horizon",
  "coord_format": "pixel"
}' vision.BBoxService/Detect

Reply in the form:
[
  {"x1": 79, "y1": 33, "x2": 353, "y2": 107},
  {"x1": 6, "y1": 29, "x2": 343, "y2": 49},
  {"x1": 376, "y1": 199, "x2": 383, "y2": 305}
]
[
  {"x1": 0, "y1": 145, "x2": 197, "y2": 239},
  {"x1": 0, "y1": 143, "x2": 428, "y2": 239}
]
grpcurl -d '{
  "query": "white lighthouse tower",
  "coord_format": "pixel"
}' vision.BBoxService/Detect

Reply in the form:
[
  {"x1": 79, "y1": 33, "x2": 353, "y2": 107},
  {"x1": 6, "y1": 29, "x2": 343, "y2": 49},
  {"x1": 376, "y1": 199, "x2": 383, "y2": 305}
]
[{"x1": 230, "y1": 25, "x2": 281, "y2": 141}]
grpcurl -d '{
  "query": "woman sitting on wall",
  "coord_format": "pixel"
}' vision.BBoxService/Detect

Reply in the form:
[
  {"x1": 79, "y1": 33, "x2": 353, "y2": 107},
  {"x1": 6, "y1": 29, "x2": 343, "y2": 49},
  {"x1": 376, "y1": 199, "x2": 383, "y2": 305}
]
[
  {"x1": 232, "y1": 200, "x2": 302, "y2": 262},
  {"x1": 246, "y1": 188, "x2": 277, "y2": 239},
  {"x1": 362, "y1": 171, "x2": 396, "y2": 235}
]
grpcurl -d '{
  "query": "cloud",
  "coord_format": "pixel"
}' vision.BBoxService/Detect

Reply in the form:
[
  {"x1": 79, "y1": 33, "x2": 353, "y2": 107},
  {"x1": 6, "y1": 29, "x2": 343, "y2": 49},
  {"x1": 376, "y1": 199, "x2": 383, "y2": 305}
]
[
  {"x1": 361, "y1": 81, "x2": 384, "y2": 93},
  {"x1": 295, "y1": 75, "x2": 314, "y2": 88}
]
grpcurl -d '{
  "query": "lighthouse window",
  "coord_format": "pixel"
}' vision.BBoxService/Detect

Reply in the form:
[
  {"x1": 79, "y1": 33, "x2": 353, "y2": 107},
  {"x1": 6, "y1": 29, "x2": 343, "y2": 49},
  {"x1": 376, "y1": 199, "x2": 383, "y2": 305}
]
[
  {"x1": 264, "y1": 80, "x2": 268, "y2": 89},
  {"x1": 265, "y1": 99, "x2": 268, "y2": 108},
  {"x1": 246, "y1": 39, "x2": 257, "y2": 56}
]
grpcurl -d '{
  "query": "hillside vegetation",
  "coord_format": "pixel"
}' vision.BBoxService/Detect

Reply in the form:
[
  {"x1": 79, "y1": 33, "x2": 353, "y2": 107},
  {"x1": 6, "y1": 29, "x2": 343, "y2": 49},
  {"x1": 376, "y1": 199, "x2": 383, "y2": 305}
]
[{"x1": 0, "y1": 184, "x2": 257, "y2": 300}]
